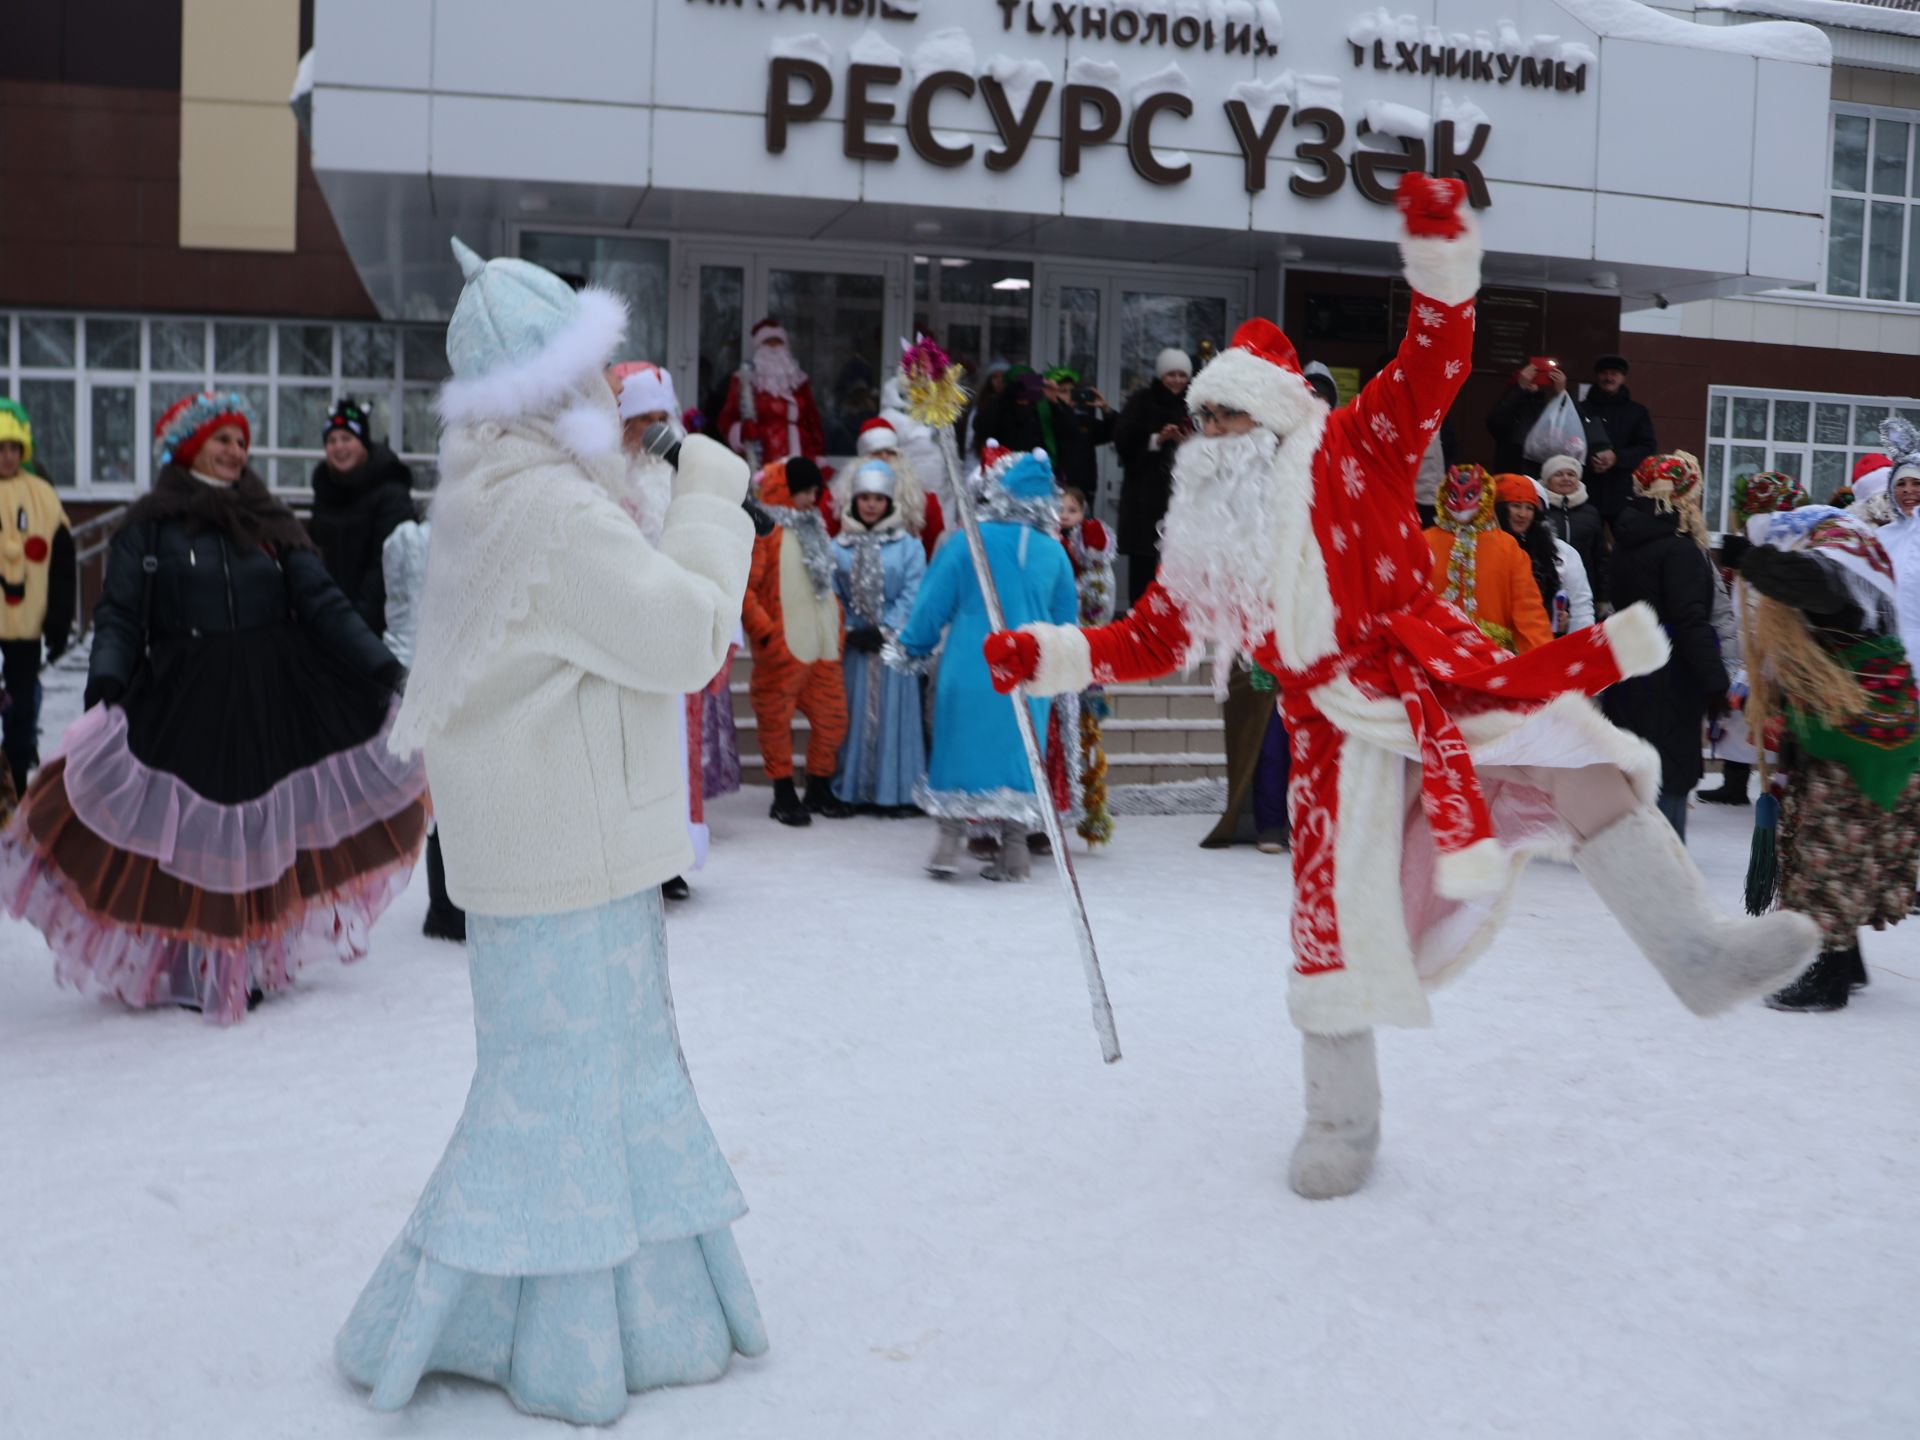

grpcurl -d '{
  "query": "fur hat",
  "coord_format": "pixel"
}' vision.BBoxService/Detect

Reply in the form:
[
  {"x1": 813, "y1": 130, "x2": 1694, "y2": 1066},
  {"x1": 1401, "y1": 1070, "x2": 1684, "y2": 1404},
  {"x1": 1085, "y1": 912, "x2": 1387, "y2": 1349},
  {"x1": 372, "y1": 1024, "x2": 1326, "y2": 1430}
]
[
  {"x1": 438, "y1": 238, "x2": 627, "y2": 462},
  {"x1": 1852, "y1": 451, "x2": 1893, "y2": 504},
  {"x1": 856, "y1": 417, "x2": 900, "y2": 458},
  {"x1": 1185, "y1": 318, "x2": 1322, "y2": 438},
  {"x1": 0, "y1": 399, "x2": 33, "y2": 465},
  {"x1": 608, "y1": 362, "x2": 678, "y2": 421},
  {"x1": 1540, "y1": 454, "x2": 1582, "y2": 484},
  {"x1": 1156, "y1": 347, "x2": 1193, "y2": 378},
  {"x1": 155, "y1": 390, "x2": 256, "y2": 469}
]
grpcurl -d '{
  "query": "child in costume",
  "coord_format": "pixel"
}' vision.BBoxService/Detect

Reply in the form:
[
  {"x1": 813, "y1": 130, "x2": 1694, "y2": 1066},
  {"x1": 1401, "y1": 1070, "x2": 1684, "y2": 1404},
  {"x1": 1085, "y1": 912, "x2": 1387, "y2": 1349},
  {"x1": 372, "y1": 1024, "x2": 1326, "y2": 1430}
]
[
  {"x1": 831, "y1": 458, "x2": 927, "y2": 813},
  {"x1": 1425, "y1": 463, "x2": 1552, "y2": 653},
  {"x1": 743, "y1": 456, "x2": 850, "y2": 825},
  {"x1": 0, "y1": 391, "x2": 425, "y2": 1022},
  {"x1": 894, "y1": 446, "x2": 1077, "y2": 882},
  {"x1": 988, "y1": 173, "x2": 1818, "y2": 1200},
  {"x1": 0, "y1": 399, "x2": 76, "y2": 797},
  {"x1": 1059, "y1": 486, "x2": 1117, "y2": 846},
  {"x1": 850, "y1": 414, "x2": 945, "y2": 556},
  {"x1": 1733, "y1": 505, "x2": 1920, "y2": 1011},
  {"x1": 336, "y1": 242, "x2": 766, "y2": 1425}
]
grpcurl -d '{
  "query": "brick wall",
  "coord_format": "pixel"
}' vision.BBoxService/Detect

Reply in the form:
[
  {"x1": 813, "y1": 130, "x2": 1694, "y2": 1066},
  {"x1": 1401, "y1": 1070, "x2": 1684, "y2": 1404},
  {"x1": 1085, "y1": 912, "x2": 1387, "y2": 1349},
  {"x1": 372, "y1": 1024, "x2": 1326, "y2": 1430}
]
[{"x1": 0, "y1": 78, "x2": 375, "y2": 320}]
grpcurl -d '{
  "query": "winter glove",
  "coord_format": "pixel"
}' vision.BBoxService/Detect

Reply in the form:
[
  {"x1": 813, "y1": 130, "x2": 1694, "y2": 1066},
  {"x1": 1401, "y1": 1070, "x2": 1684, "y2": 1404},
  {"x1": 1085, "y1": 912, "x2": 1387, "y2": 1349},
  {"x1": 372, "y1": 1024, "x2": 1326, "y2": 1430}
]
[
  {"x1": 1718, "y1": 534, "x2": 1751, "y2": 571},
  {"x1": 673, "y1": 434, "x2": 751, "y2": 506},
  {"x1": 1397, "y1": 173, "x2": 1468, "y2": 240},
  {"x1": 845, "y1": 625, "x2": 883, "y2": 654},
  {"x1": 83, "y1": 676, "x2": 124, "y2": 710},
  {"x1": 985, "y1": 629, "x2": 1039, "y2": 694}
]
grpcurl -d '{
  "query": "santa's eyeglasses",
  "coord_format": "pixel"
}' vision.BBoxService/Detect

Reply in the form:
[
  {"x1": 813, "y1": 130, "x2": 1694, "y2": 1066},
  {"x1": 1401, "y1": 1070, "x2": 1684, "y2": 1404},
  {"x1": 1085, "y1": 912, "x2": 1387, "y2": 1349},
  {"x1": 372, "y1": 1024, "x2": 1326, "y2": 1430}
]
[{"x1": 1195, "y1": 404, "x2": 1247, "y2": 426}]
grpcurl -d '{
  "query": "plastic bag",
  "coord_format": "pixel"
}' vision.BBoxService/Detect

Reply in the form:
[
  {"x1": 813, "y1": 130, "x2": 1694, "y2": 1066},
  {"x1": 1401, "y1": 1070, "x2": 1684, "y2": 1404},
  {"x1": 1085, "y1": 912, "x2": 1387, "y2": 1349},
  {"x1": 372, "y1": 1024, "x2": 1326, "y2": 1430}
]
[{"x1": 1523, "y1": 391, "x2": 1587, "y2": 466}]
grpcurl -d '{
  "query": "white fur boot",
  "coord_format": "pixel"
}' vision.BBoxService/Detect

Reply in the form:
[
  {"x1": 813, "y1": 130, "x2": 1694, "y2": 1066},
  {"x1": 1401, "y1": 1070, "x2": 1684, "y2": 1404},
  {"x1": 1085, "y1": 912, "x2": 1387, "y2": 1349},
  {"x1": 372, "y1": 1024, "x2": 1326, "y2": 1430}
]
[
  {"x1": 1573, "y1": 805, "x2": 1819, "y2": 1016},
  {"x1": 1289, "y1": 1030, "x2": 1381, "y2": 1200}
]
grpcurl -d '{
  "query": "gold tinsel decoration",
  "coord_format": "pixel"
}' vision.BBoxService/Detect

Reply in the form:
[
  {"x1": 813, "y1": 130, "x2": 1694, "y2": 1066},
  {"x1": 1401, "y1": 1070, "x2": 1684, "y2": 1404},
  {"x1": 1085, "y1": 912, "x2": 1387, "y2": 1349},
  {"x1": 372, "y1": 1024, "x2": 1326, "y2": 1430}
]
[{"x1": 1077, "y1": 706, "x2": 1113, "y2": 847}]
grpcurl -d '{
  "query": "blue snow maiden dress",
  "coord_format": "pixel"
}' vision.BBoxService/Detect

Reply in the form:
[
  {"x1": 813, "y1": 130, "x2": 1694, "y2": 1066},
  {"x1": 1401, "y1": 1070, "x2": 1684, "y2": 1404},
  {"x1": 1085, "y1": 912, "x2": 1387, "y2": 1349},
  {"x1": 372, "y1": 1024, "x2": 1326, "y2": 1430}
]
[
  {"x1": 832, "y1": 459, "x2": 928, "y2": 809},
  {"x1": 893, "y1": 447, "x2": 1078, "y2": 823},
  {"x1": 334, "y1": 239, "x2": 766, "y2": 1427}
]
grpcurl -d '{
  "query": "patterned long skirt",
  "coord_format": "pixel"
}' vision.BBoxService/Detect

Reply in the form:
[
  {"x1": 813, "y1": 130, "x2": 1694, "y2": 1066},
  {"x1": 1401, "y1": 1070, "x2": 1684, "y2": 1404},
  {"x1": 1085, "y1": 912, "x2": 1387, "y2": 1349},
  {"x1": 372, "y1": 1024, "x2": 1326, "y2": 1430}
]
[{"x1": 1779, "y1": 756, "x2": 1920, "y2": 948}]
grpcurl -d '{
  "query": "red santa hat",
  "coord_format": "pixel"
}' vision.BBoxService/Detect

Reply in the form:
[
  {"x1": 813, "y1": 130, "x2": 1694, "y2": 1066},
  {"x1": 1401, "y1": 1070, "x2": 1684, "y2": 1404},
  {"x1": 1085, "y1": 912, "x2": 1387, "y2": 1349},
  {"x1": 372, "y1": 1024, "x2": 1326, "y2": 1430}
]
[
  {"x1": 1853, "y1": 451, "x2": 1894, "y2": 503},
  {"x1": 751, "y1": 317, "x2": 790, "y2": 349},
  {"x1": 607, "y1": 361, "x2": 678, "y2": 421},
  {"x1": 856, "y1": 417, "x2": 900, "y2": 458},
  {"x1": 1184, "y1": 318, "x2": 1324, "y2": 438}
]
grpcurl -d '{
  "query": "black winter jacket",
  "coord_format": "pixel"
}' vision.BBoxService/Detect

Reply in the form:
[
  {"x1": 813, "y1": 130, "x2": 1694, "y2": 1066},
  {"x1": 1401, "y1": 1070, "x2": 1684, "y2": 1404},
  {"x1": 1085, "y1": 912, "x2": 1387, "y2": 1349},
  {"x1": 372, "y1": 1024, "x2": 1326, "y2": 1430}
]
[
  {"x1": 1540, "y1": 483, "x2": 1608, "y2": 607},
  {"x1": 1485, "y1": 382, "x2": 1560, "y2": 476},
  {"x1": 88, "y1": 511, "x2": 402, "y2": 706},
  {"x1": 307, "y1": 446, "x2": 416, "y2": 634},
  {"x1": 1578, "y1": 385, "x2": 1657, "y2": 517},
  {"x1": 1049, "y1": 402, "x2": 1116, "y2": 497},
  {"x1": 1112, "y1": 379, "x2": 1192, "y2": 555},
  {"x1": 1600, "y1": 500, "x2": 1729, "y2": 795}
]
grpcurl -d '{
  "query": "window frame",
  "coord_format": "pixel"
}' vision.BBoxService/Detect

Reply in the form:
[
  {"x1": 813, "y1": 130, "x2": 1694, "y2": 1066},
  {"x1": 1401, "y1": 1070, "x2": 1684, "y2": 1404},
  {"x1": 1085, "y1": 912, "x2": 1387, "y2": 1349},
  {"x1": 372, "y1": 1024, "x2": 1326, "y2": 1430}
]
[
  {"x1": 1705, "y1": 382, "x2": 1920, "y2": 528},
  {"x1": 0, "y1": 310, "x2": 446, "y2": 497},
  {"x1": 1824, "y1": 101, "x2": 1920, "y2": 305}
]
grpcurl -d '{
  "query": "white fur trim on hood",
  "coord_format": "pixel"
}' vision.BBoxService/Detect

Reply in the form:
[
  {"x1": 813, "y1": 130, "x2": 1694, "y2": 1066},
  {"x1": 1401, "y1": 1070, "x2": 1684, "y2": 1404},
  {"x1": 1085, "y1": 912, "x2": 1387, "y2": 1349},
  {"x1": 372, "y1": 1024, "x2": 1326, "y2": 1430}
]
[
  {"x1": 436, "y1": 287, "x2": 629, "y2": 434},
  {"x1": 1400, "y1": 211, "x2": 1483, "y2": 308},
  {"x1": 1186, "y1": 347, "x2": 1325, "y2": 439}
]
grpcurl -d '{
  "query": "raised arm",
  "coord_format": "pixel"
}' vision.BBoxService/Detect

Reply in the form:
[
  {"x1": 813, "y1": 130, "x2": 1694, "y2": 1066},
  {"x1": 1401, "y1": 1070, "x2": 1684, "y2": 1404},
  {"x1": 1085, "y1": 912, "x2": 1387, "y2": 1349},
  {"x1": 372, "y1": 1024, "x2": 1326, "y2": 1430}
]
[
  {"x1": 1329, "y1": 176, "x2": 1481, "y2": 518},
  {"x1": 985, "y1": 577, "x2": 1193, "y2": 695}
]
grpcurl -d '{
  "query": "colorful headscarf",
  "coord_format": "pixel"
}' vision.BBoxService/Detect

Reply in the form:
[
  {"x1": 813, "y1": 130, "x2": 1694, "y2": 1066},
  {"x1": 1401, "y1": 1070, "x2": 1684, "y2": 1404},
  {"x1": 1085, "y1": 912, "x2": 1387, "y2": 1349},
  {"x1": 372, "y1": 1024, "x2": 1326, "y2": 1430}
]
[
  {"x1": 1732, "y1": 469, "x2": 1806, "y2": 527},
  {"x1": 1633, "y1": 451, "x2": 1711, "y2": 552},
  {"x1": 1746, "y1": 505, "x2": 1899, "y2": 635}
]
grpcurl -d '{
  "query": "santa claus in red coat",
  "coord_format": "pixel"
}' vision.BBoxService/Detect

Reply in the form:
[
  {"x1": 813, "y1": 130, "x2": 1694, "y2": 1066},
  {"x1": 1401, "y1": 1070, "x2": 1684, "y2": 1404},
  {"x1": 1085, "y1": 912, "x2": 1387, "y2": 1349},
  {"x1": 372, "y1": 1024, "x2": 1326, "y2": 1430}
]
[
  {"x1": 718, "y1": 318, "x2": 826, "y2": 469},
  {"x1": 987, "y1": 174, "x2": 1819, "y2": 1200}
]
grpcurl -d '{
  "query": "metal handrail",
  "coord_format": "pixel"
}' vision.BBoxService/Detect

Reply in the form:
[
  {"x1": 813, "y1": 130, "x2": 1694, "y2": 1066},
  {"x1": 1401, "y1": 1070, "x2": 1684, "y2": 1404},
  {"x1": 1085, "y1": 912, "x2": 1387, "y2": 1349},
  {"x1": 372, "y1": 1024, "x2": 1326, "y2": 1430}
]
[{"x1": 70, "y1": 505, "x2": 131, "y2": 644}]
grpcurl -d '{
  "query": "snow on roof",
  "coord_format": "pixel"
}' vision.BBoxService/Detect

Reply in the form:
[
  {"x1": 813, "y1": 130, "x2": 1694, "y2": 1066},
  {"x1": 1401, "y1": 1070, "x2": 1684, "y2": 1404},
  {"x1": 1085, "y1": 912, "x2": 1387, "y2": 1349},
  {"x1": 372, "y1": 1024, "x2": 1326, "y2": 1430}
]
[
  {"x1": 1697, "y1": 0, "x2": 1920, "y2": 40},
  {"x1": 1561, "y1": 0, "x2": 1832, "y2": 62}
]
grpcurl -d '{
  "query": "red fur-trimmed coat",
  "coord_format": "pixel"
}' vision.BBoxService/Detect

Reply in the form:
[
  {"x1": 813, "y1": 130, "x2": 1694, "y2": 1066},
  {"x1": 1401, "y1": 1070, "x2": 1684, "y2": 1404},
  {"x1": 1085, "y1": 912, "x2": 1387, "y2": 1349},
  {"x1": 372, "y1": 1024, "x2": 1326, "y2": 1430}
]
[{"x1": 1023, "y1": 273, "x2": 1667, "y2": 1033}]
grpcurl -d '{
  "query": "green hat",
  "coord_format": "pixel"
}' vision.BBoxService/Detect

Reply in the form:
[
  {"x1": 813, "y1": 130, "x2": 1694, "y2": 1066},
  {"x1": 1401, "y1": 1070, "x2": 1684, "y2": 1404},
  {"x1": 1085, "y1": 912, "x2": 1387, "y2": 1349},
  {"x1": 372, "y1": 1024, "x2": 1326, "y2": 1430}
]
[{"x1": 0, "y1": 399, "x2": 31, "y2": 465}]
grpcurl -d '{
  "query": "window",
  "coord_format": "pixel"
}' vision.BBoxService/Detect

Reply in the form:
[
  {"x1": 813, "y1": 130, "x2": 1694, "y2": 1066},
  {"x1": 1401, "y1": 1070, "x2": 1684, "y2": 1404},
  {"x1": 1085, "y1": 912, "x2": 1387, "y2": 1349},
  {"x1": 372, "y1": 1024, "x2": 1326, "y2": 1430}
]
[
  {"x1": 518, "y1": 231, "x2": 670, "y2": 366},
  {"x1": 1826, "y1": 106, "x2": 1920, "y2": 302},
  {"x1": 1706, "y1": 384, "x2": 1920, "y2": 526},
  {"x1": 912, "y1": 256, "x2": 1034, "y2": 389},
  {"x1": 0, "y1": 312, "x2": 446, "y2": 493}
]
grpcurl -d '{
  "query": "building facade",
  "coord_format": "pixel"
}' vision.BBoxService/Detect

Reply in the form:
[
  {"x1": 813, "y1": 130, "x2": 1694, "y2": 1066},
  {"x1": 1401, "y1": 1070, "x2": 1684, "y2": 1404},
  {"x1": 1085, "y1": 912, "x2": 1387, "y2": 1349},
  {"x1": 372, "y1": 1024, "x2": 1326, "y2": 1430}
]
[{"x1": 13, "y1": 0, "x2": 1920, "y2": 544}]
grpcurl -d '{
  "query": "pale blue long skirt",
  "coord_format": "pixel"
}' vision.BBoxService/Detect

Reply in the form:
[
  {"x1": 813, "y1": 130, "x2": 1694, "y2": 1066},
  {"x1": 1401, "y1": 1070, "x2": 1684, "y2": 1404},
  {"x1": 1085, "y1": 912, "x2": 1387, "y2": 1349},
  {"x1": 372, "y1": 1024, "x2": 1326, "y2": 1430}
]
[{"x1": 335, "y1": 889, "x2": 766, "y2": 1425}]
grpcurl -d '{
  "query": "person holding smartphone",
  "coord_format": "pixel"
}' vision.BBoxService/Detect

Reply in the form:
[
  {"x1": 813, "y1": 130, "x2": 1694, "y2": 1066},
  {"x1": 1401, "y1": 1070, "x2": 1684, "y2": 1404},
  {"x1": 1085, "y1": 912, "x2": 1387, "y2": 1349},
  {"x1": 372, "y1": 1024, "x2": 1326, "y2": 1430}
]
[{"x1": 1485, "y1": 354, "x2": 1568, "y2": 475}]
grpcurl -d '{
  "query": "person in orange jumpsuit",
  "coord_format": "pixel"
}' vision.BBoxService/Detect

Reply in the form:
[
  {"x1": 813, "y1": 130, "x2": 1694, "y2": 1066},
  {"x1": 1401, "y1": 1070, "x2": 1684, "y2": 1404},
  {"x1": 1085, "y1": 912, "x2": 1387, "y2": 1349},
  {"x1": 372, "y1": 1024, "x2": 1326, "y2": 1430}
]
[
  {"x1": 743, "y1": 457, "x2": 850, "y2": 825},
  {"x1": 1425, "y1": 463, "x2": 1552, "y2": 653}
]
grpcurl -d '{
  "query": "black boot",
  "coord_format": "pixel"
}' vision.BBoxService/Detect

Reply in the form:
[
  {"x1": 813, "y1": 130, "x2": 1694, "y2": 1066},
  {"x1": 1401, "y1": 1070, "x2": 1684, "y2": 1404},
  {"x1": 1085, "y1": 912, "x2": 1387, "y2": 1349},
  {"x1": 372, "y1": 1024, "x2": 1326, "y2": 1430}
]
[
  {"x1": 1699, "y1": 761, "x2": 1751, "y2": 805},
  {"x1": 1765, "y1": 949, "x2": 1851, "y2": 1011},
  {"x1": 421, "y1": 830, "x2": 468, "y2": 943},
  {"x1": 1843, "y1": 944, "x2": 1869, "y2": 991},
  {"x1": 803, "y1": 773, "x2": 853, "y2": 819},
  {"x1": 769, "y1": 777, "x2": 812, "y2": 826},
  {"x1": 661, "y1": 875, "x2": 691, "y2": 901}
]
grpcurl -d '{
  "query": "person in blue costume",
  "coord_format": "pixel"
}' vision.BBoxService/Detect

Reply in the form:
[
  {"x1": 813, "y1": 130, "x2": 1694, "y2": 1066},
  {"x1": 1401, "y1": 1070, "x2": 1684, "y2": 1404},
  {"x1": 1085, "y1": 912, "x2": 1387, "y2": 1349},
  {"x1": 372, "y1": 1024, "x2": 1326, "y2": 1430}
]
[
  {"x1": 334, "y1": 239, "x2": 767, "y2": 1426},
  {"x1": 892, "y1": 445, "x2": 1078, "y2": 881},
  {"x1": 832, "y1": 458, "x2": 928, "y2": 813}
]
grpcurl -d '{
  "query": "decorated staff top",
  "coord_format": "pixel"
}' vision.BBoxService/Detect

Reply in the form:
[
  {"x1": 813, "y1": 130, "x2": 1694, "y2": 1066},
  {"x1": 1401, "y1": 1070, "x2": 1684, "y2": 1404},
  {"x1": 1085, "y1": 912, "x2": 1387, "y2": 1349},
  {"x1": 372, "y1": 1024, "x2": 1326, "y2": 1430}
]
[{"x1": 899, "y1": 335, "x2": 969, "y2": 431}]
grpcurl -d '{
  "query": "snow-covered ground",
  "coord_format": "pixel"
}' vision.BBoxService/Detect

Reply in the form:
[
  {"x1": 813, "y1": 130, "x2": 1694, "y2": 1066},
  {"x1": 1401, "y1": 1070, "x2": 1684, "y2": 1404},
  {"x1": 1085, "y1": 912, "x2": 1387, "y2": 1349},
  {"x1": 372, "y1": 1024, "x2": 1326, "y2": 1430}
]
[{"x1": 4, "y1": 718, "x2": 1918, "y2": 1436}]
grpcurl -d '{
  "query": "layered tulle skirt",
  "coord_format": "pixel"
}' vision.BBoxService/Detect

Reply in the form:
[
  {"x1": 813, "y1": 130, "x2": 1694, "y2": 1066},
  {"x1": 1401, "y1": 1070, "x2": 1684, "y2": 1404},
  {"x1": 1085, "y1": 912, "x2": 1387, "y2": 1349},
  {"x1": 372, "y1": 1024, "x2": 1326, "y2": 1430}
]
[
  {"x1": 0, "y1": 626, "x2": 427, "y2": 1023},
  {"x1": 336, "y1": 890, "x2": 766, "y2": 1425}
]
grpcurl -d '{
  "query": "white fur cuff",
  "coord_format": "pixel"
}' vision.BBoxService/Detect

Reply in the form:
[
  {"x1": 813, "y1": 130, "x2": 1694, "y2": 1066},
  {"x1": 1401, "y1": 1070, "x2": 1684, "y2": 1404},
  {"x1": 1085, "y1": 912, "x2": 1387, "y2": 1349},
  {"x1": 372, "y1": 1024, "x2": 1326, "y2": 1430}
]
[
  {"x1": 1025, "y1": 622, "x2": 1092, "y2": 696},
  {"x1": 1400, "y1": 214, "x2": 1483, "y2": 308},
  {"x1": 1434, "y1": 836, "x2": 1510, "y2": 901},
  {"x1": 1604, "y1": 603, "x2": 1670, "y2": 679}
]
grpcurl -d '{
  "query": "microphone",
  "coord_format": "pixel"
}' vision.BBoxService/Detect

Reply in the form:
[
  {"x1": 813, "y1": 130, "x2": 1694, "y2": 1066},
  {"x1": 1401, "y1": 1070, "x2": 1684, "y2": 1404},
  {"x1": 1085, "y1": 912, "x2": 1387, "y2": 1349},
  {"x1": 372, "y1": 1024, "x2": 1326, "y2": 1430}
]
[{"x1": 642, "y1": 421, "x2": 776, "y2": 537}]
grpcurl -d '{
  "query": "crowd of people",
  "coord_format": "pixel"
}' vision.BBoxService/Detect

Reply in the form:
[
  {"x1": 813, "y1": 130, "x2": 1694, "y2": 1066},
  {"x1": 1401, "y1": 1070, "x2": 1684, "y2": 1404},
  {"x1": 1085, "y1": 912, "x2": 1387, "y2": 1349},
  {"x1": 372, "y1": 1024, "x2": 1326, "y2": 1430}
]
[{"x1": 0, "y1": 184, "x2": 1914, "y2": 1424}]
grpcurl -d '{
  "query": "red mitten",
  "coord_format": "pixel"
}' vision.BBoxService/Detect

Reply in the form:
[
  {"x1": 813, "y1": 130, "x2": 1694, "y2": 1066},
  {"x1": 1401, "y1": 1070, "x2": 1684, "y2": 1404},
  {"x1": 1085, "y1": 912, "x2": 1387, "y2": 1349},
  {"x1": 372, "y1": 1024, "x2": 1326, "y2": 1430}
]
[
  {"x1": 1397, "y1": 173, "x2": 1468, "y2": 240},
  {"x1": 1083, "y1": 518, "x2": 1109, "y2": 550},
  {"x1": 985, "y1": 630, "x2": 1039, "y2": 694}
]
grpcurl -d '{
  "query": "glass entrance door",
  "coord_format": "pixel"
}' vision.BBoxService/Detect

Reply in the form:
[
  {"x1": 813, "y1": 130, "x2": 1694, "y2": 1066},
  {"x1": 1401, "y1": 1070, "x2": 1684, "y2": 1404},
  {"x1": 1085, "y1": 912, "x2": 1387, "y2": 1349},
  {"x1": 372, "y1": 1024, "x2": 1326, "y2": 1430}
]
[{"x1": 677, "y1": 248, "x2": 905, "y2": 469}]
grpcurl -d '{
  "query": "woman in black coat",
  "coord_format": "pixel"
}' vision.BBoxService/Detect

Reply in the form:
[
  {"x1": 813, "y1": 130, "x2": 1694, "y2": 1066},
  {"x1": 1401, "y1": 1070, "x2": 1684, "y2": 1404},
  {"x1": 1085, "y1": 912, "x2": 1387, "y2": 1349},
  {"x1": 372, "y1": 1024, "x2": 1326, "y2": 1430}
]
[
  {"x1": 0, "y1": 391, "x2": 427, "y2": 1023},
  {"x1": 1112, "y1": 356, "x2": 1194, "y2": 607},
  {"x1": 307, "y1": 398, "x2": 417, "y2": 636},
  {"x1": 1599, "y1": 454, "x2": 1729, "y2": 840}
]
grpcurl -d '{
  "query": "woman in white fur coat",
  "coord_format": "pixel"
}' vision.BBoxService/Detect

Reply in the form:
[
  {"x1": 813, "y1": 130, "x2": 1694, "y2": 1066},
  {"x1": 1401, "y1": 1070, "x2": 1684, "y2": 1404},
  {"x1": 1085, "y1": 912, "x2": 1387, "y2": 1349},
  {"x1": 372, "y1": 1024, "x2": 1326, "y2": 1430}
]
[{"x1": 335, "y1": 242, "x2": 767, "y2": 1426}]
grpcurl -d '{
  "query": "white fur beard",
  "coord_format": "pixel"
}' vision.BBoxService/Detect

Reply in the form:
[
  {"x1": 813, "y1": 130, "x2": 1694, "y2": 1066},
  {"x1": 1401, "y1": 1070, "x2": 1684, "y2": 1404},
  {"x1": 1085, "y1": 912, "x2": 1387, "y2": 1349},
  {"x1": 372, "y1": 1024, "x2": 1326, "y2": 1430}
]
[
  {"x1": 1157, "y1": 429, "x2": 1287, "y2": 691},
  {"x1": 613, "y1": 453, "x2": 674, "y2": 545},
  {"x1": 752, "y1": 345, "x2": 806, "y2": 399}
]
